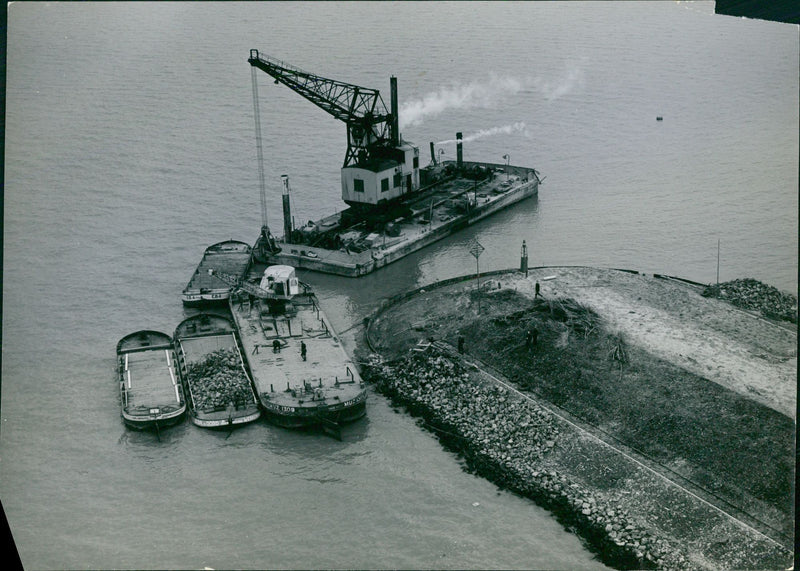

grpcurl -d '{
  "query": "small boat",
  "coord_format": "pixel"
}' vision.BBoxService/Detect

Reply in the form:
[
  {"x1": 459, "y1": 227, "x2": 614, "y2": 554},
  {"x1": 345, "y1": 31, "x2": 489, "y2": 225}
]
[
  {"x1": 174, "y1": 313, "x2": 261, "y2": 428},
  {"x1": 182, "y1": 240, "x2": 252, "y2": 305},
  {"x1": 116, "y1": 330, "x2": 186, "y2": 430}
]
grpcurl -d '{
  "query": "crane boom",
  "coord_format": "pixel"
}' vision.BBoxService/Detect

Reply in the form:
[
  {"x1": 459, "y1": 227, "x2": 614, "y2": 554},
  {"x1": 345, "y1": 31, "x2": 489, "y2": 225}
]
[{"x1": 248, "y1": 49, "x2": 396, "y2": 168}]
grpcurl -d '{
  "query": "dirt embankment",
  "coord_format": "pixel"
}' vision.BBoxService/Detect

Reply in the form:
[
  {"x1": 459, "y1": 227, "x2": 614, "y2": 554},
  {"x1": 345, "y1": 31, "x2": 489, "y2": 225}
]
[{"x1": 359, "y1": 267, "x2": 795, "y2": 571}]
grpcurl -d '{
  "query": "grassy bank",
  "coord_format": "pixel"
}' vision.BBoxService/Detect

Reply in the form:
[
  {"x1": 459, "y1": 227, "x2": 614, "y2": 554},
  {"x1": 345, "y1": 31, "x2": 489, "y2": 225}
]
[{"x1": 457, "y1": 290, "x2": 794, "y2": 531}]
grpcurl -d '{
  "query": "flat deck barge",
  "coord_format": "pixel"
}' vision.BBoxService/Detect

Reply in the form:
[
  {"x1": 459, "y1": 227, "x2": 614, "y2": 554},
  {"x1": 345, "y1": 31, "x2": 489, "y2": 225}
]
[
  {"x1": 174, "y1": 314, "x2": 261, "y2": 428},
  {"x1": 116, "y1": 330, "x2": 186, "y2": 430},
  {"x1": 182, "y1": 240, "x2": 252, "y2": 305},
  {"x1": 260, "y1": 161, "x2": 539, "y2": 277},
  {"x1": 226, "y1": 265, "x2": 366, "y2": 436}
]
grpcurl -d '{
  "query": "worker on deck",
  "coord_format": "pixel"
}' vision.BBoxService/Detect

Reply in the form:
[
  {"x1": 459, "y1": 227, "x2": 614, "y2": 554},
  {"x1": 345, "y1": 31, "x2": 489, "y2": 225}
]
[
  {"x1": 300, "y1": 341, "x2": 307, "y2": 361},
  {"x1": 272, "y1": 339, "x2": 281, "y2": 353}
]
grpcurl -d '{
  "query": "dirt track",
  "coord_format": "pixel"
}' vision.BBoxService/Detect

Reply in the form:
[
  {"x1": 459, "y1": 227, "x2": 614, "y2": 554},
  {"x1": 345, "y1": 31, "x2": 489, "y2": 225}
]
[{"x1": 511, "y1": 267, "x2": 796, "y2": 419}]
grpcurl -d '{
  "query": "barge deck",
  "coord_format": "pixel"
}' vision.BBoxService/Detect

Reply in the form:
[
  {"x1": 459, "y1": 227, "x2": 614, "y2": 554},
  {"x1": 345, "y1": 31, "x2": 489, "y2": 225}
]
[
  {"x1": 227, "y1": 266, "x2": 366, "y2": 436},
  {"x1": 116, "y1": 330, "x2": 186, "y2": 430},
  {"x1": 182, "y1": 240, "x2": 252, "y2": 305},
  {"x1": 261, "y1": 161, "x2": 539, "y2": 277}
]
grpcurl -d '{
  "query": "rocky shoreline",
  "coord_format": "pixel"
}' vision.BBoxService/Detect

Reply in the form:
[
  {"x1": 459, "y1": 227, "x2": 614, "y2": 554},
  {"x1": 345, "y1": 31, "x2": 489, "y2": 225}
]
[{"x1": 363, "y1": 350, "x2": 688, "y2": 570}]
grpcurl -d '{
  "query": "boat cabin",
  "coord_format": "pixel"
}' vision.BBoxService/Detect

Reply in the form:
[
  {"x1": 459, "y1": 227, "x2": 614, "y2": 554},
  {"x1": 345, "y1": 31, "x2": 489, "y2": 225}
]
[{"x1": 259, "y1": 265, "x2": 301, "y2": 299}]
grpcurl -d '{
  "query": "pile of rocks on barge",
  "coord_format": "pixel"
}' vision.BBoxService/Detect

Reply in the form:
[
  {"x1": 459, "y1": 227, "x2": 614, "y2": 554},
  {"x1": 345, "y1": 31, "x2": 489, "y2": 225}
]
[
  {"x1": 185, "y1": 348, "x2": 255, "y2": 410},
  {"x1": 702, "y1": 278, "x2": 797, "y2": 323},
  {"x1": 364, "y1": 349, "x2": 690, "y2": 570}
]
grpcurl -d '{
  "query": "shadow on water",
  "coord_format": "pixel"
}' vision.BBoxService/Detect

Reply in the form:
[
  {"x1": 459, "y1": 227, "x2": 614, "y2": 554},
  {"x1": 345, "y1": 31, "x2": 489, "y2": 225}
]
[{"x1": 116, "y1": 420, "x2": 190, "y2": 454}]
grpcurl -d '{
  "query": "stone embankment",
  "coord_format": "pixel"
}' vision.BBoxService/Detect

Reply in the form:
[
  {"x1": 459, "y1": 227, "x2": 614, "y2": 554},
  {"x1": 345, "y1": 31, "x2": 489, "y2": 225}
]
[
  {"x1": 702, "y1": 278, "x2": 797, "y2": 323},
  {"x1": 185, "y1": 348, "x2": 255, "y2": 410},
  {"x1": 363, "y1": 349, "x2": 688, "y2": 570}
]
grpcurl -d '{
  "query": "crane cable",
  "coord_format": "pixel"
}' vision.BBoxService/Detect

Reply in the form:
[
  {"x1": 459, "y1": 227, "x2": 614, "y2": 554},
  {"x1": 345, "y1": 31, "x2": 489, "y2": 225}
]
[{"x1": 251, "y1": 66, "x2": 268, "y2": 229}]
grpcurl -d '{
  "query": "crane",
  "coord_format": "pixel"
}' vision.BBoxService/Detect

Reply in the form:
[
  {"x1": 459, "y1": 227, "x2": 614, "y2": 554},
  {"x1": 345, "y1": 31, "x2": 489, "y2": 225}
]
[
  {"x1": 248, "y1": 50, "x2": 420, "y2": 215},
  {"x1": 208, "y1": 269, "x2": 278, "y2": 299},
  {"x1": 208, "y1": 265, "x2": 301, "y2": 301},
  {"x1": 249, "y1": 49, "x2": 397, "y2": 168}
]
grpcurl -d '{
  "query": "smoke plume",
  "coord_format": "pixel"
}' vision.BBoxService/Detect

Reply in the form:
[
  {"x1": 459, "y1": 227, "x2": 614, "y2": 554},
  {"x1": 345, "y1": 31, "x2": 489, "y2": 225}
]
[
  {"x1": 399, "y1": 66, "x2": 584, "y2": 129},
  {"x1": 436, "y1": 122, "x2": 528, "y2": 146}
]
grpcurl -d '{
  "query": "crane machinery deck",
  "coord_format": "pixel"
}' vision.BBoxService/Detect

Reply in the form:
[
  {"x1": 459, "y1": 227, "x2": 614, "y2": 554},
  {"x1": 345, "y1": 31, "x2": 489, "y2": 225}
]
[{"x1": 245, "y1": 49, "x2": 542, "y2": 277}]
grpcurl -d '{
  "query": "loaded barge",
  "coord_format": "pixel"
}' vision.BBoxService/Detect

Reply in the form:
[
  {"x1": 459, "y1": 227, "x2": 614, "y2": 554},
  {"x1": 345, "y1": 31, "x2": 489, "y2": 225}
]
[
  {"x1": 116, "y1": 330, "x2": 186, "y2": 430},
  {"x1": 174, "y1": 313, "x2": 261, "y2": 428},
  {"x1": 210, "y1": 265, "x2": 367, "y2": 438},
  {"x1": 247, "y1": 50, "x2": 541, "y2": 277}
]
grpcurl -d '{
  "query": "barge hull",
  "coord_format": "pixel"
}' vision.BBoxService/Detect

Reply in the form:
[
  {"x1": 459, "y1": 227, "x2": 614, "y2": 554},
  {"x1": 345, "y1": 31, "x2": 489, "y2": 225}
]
[
  {"x1": 174, "y1": 314, "x2": 262, "y2": 428},
  {"x1": 227, "y1": 285, "x2": 367, "y2": 431},
  {"x1": 262, "y1": 166, "x2": 538, "y2": 277},
  {"x1": 182, "y1": 240, "x2": 252, "y2": 305}
]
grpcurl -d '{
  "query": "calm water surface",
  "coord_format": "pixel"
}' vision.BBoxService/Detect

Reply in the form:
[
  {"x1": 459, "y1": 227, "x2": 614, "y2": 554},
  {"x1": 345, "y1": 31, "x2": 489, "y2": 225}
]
[{"x1": 3, "y1": 2, "x2": 797, "y2": 569}]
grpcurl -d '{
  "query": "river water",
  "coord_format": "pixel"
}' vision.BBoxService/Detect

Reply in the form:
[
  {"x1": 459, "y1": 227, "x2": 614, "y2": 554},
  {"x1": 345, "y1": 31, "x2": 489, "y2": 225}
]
[{"x1": 3, "y1": 2, "x2": 797, "y2": 569}]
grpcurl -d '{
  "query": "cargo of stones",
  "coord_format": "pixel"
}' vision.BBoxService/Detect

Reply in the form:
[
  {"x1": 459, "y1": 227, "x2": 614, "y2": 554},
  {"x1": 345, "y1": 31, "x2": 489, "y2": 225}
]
[{"x1": 185, "y1": 348, "x2": 256, "y2": 410}]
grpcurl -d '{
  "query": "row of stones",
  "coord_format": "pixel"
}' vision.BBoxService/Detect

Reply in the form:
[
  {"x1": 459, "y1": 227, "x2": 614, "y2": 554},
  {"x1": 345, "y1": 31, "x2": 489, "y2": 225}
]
[{"x1": 364, "y1": 349, "x2": 693, "y2": 570}]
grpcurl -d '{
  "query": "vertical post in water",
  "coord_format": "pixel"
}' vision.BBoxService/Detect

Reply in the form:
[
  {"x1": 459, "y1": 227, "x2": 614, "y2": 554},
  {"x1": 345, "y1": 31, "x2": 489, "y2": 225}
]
[
  {"x1": 251, "y1": 66, "x2": 268, "y2": 231},
  {"x1": 520, "y1": 240, "x2": 528, "y2": 277},
  {"x1": 716, "y1": 238, "x2": 720, "y2": 286}
]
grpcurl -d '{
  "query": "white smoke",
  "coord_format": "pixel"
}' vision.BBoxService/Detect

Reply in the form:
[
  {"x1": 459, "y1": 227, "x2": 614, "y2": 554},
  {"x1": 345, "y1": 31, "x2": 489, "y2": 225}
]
[
  {"x1": 399, "y1": 66, "x2": 584, "y2": 129},
  {"x1": 535, "y1": 66, "x2": 585, "y2": 102},
  {"x1": 400, "y1": 75, "x2": 525, "y2": 129},
  {"x1": 436, "y1": 122, "x2": 528, "y2": 146}
]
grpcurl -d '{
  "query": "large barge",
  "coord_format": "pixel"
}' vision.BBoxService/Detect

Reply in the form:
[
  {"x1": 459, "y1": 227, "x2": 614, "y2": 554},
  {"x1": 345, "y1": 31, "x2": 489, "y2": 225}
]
[
  {"x1": 173, "y1": 313, "x2": 261, "y2": 428},
  {"x1": 116, "y1": 330, "x2": 186, "y2": 430},
  {"x1": 258, "y1": 161, "x2": 539, "y2": 277},
  {"x1": 247, "y1": 50, "x2": 541, "y2": 277},
  {"x1": 212, "y1": 265, "x2": 367, "y2": 438}
]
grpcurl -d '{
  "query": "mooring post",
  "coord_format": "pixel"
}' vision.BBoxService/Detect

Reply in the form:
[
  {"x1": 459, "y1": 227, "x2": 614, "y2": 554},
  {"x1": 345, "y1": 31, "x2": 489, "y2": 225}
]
[{"x1": 520, "y1": 240, "x2": 528, "y2": 277}]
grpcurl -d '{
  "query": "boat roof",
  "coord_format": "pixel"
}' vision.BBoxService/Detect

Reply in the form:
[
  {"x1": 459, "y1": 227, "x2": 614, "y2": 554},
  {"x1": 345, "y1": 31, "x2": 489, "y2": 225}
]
[{"x1": 263, "y1": 265, "x2": 296, "y2": 280}]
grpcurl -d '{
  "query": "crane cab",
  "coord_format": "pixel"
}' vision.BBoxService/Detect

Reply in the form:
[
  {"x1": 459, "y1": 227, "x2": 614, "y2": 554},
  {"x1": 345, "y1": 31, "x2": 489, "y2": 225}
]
[{"x1": 341, "y1": 141, "x2": 419, "y2": 207}]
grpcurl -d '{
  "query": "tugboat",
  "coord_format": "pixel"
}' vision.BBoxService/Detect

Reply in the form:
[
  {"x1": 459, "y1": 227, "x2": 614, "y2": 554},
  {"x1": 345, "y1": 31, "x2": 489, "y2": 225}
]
[
  {"x1": 210, "y1": 265, "x2": 367, "y2": 439},
  {"x1": 173, "y1": 313, "x2": 261, "y2": 428},
  {"x1": 116, "y1": 330, "x2": 186, "y2": 430}
]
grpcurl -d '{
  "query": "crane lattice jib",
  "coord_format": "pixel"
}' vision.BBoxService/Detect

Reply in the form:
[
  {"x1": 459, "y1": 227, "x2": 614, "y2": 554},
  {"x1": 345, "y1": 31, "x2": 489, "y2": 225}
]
[
  {"x1": 248, "y1": 49, "x2": 393, "y2": 167},
  {"x1": 208, "y1": 269, "x2": 279, "y2": 300}
]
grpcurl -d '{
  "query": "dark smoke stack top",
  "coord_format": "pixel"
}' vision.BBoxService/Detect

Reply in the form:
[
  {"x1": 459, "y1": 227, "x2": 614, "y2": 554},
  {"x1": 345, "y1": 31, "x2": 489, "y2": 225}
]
[
  {"x1": 390, "y1": 76, "x2": 399, "y2": 147},
  {"x1": 430, "y1": 142, "x2": 436, "y2": 165},
  {"x1": 456, "y1": 132, "x2": 463, "y2": 170},
  {"x1": 281, "y1": 175, "x2": 292, "y2": 243}
]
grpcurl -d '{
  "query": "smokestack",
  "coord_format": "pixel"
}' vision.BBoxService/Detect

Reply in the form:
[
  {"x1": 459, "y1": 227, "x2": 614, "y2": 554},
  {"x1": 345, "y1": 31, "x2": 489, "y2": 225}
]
[
  {"x1": 281, "y1": 175, "x2": 292, "y2": 243},
  {"x1": 430, "y1": 142, "x2": 436, "y2": 165},
  {"x1": 456, "y1": 132, "x2": 463, "y2": 171},
  {"x1": 390, "y1": 76, "x2": 399, "y2": 147}
]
